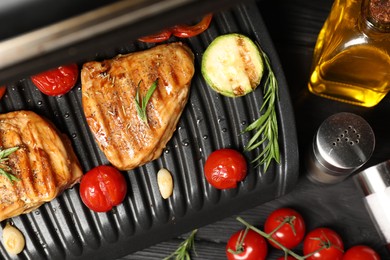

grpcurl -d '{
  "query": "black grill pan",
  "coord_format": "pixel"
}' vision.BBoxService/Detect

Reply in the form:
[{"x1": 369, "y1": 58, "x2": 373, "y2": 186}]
[{"x1": 0, "y1": 1, "x2": 298, "y2": 259}]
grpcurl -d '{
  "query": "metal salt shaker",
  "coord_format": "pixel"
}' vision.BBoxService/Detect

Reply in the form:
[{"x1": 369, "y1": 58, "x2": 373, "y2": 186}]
[
  {"x1": 354, "y1": 160, "x2": 390, "y2": 252},
  {"x1": 306, "y1": 112, "x2": 375, "y2": 184}
]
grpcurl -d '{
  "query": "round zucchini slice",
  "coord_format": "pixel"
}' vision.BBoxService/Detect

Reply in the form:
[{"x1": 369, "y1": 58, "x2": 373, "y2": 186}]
[{"x1": 201, "y1": 33, "x2": 264, "y2": 97}]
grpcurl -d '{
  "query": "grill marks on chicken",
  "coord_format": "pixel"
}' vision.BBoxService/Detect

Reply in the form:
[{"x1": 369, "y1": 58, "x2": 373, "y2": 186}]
[
  {"x1": 82, "y1": 42, "x2": 195, "y2": 170},
  {"x1": 0, "y1": 111, "x2": 83, "y2": 221}
]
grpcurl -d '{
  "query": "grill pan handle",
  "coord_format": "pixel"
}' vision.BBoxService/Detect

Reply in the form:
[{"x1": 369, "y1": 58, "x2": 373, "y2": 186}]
[{"x1": 0, "y1": 0, "x2": 248, "y2": 85}]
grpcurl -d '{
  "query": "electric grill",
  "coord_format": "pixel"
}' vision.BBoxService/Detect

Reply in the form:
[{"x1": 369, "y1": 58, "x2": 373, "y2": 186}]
[{"x1": 0, "y1": 1, "x2": 299, "y2": 259}]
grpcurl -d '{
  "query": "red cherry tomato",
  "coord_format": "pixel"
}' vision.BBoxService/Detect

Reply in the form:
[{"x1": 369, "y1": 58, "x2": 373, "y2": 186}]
[
  {"x1": 204, "y1": 148, "x2": 247, "y2": 189},
  {"x1": 31, "y1": 63, "x2": 78, "y2": 96},
  {"x1": 303, "y1": 227, "x2": 344, "y2": 260},
  {"x1": 138, "y1": 29, "x2": 172, "y2": 43},
  {"x1": 343, "y1": 245, "x2": 380, "y2": 260},
  {"x1": 79, "y1": 165, "x2": 127, "y2": 212},
  {"x1": 264, "y1": 208, "x2": 306, "y2": 249},
  {"x1": 226, "y1": 229, "x2": 268, "y2": 260},
  {"x1": 171, "y1": 14, "x2": 213, "y2": 38},
  {"x1": 0, "y1": 86, "x2": 6, "y2": 99}
]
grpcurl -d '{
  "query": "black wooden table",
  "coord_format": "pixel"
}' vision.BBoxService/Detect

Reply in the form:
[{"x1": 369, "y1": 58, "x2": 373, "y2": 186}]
[{"x1": 121, "y1": 0, "x2": 390, "y2": 259}]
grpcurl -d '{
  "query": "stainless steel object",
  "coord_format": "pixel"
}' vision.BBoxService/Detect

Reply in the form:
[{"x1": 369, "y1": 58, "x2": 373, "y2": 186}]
[
  {"x1": 0, "y1": 0, "x2": 189, "y2": 71},
  {"x1": 0, "y1": 0, "x2": 249, "y2": 85},
  {"x1": 355, "y1": 160, "x2": 390, "y2": 195},
  {"x1": 354, "y1": 160, "x2": 390, "y2": 250},
  {"x1": 306, "y1": 112, "x2": 375, "y2": 184}
]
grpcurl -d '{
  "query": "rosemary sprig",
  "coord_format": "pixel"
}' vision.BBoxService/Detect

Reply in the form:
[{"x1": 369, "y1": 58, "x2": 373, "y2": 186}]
[
  {"x1": 243, "y1": 49, "x2": 280, "y2": 171},
  {"x1": 0, "y1": 147, "x2": 19, "y2": 182},
  {"x1": 164, "y1": 229, "x2": 197, "y2": 260},
  {"x1": 135, "y1": 79, "x2": 158, "y2": 125}
]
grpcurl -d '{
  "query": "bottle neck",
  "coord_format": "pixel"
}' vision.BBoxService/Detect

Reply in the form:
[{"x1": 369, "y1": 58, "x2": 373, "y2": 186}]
[{"x1": 361, "y1": 0, "x2": 390, "y2": 33}]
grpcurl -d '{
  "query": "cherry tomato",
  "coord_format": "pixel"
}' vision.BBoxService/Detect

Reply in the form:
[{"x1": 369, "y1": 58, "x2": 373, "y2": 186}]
[
  {"x1": 226, "y1": 229, "x2": 268, "y2": 260},
  {"x1": 0, "y1": 86, "x2": 6, "y2": 100},
  {"x1": 138, "y1": 29, "x2": 172, "y2": 43},
  {"x1": 79, "y1": 165, "x2": 127, "y2": 212},
  {"x1": 171, "y1": 14, "x2": 213, "y2": 38},
  {"x1": 343, "y1": 245, "x2": 380, "y2": 260},
  {"x1": 31, "y1": 63, "x2": 78, "y2": 96},
  {"x1": 204, "y1": 148, "x2": 247, "y2": 189},
  {"x1": 303, "y1": 227, "x2": 344, "y2": 260},
  {"x1": 264, "y1": 208, "x2": 306, "y2": 249}
]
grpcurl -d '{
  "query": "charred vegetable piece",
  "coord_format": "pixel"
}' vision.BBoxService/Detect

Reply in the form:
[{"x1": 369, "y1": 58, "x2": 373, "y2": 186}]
[
  {"x1": 31, "y1": 63, "x2": 78, "y2": 96},
  {"x1": 201, "y1": 33, "x2": 264, "y2": 97}
]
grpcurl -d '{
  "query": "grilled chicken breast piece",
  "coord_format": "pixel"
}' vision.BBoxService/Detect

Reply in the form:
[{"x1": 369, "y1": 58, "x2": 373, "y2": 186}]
[
  {"x1": 0, "y1": 111, "x2": 82, "y2": 222},
  {"x1": 82, "y1": 42, "x2": 195, "y2": 170}
]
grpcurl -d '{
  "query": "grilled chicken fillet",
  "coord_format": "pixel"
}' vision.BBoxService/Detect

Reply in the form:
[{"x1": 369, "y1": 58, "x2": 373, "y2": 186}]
[
  {"x1": 82, "y1": 42, "x2": 195, "y2": 170},
  {"x1": 0, "y1": 111, "x2": 82, "y2": 222}
]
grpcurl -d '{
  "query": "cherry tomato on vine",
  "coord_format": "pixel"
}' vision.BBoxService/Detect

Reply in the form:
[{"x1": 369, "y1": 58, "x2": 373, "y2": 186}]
[
  {"x1": 171, "y1": 14, "x2": 213, "y2": 38},
  {"x1": 264, "y1": 207, "x2": 306, "y2": 249},
  {"x1": 343, "y1": 245, "x2": 380, "y2": 260},
  {"x1": 204, "y1": 148, "x2": 247, "y2": 189},
  {"x1": 79, "y1": 165, "x2": 127, "y2": 212},
  {"x1": 0, "y1": 86, "x2": 6, "y2": 100},
  {"x1": 303, "y1": 227, "x2": 344, "y2": 260},
  {"x1": 31, "y1": 63, "x2": 78, "y2": 96},
  {"x1": 226, "y1": 229, "x2": 268, "y2": 260}
]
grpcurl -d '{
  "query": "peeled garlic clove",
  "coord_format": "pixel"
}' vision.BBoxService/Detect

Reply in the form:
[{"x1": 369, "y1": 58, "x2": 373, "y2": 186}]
[
  {"x1": 2, "y1": 223, "x2": 25, "y2": 255},
  {"x1": 157, "y1": 168, "x2": 173, "y2": 199}
]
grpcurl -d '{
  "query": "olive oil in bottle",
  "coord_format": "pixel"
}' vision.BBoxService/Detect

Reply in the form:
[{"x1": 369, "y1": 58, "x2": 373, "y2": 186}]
[{"x1": 308, "y1": 0, "x2": 390, "y2": 107}]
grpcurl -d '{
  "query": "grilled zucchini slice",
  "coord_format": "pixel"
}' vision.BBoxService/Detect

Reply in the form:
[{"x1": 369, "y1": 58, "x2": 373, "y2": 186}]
[{"x1": 201, "y1": 33, "x2": 264, "y2": 97}]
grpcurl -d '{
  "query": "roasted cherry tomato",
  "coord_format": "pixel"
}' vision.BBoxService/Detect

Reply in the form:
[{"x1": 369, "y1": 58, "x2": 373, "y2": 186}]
[
  {"x1": 79, "y1": 165, "x2": 127, "y2": 212},
  {"x1": 204, "y1": 148, "x2": 247, "y2": 189},
  {"x1": 343, "y1": 245, "x2": 380, "y2": 260},
  {"x1": 303, "y1": 227, "x2": 344, "y2": 260},
  {"x1": 264, "y1": 207, "x2": 306, "y2": 249},
  {"x1": 31, "y1": 63, "x2": 78, "y2": 96},
  {"x1": 171, "y1": 14, "x2": 213, "y2": 38},
  {"x1": 138, "y1": 29, "x2": 172, "y2": 43},
  {"x1": 0, "y1": 86, "x2": 6, "y2": 100},
  {"x1": 226, "y1": 229, "x2": 268, "y2": 260}
]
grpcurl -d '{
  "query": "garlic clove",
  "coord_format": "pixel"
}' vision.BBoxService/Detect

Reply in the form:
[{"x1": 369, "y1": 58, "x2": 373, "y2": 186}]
[
  {"x1": 157, "y1": 168, "x2": 174, "y2": 199},
  {"x1": 2, "y1": 222, "x2": 25, "y2": 255}
]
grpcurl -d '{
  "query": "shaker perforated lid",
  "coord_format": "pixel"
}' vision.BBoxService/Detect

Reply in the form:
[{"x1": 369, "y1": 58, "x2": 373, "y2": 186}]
[{"x1": 306, "y1": 112, "x2": 375, "y2": 184}]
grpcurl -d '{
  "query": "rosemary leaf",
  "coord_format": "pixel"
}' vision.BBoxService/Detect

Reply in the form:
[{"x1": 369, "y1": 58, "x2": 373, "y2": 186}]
[
  {"x1": 243, "y1": 49, "x2": 280, "y2": 172},
  {"x1": 0, "y1": 146, "x2": 19, "y2": 182},
  {"x1": 164, "y1": 229, "x2": 197, "y2": 260},
  {"x1": 0, "y1": 147, "x2": 18, "y2": 159},
  {"x1": 135, "y1": 81, "x2": 143, "y2": 121},
  {"x1": 135, "y1": 79, "x2": 158, "y2": 125},
  {"x1": 0, "y1": 168, "x2": 19, "y2": 182}
]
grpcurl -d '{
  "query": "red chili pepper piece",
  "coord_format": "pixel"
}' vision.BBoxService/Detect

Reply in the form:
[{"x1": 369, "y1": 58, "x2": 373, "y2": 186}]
[
  {"x1": 138, "y1": 30, "x2": 172, "y2": 43},
  {"x1": 137, "y1": 14, "x2": 213, "y2": 43},
  {"x1": 171, "y1": 14, "x2": 213, "y2": 38},
  {"x1": 0, "y1": 86, "x2": 6, "y2": 100}
]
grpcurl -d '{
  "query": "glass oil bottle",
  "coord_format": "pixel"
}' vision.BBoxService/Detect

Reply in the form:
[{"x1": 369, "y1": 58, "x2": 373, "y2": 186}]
[{"x1": 308, "y1": 0, "x2": 390, "y2": 107}]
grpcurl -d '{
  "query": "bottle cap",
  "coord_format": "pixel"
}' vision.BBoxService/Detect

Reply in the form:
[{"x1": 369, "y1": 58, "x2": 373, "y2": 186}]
[
  {"x1": 306, "y1": 112, "x2": 375, "y2": 184},
  {"x1": 354, "y1": 160, "x2": 390, "y2": 195}
]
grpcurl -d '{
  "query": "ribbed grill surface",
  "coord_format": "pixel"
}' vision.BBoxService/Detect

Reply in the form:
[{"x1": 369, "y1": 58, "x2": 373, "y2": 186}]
[{"x1": 0, "y1": 1, "x2": 298, "y2": 259}]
